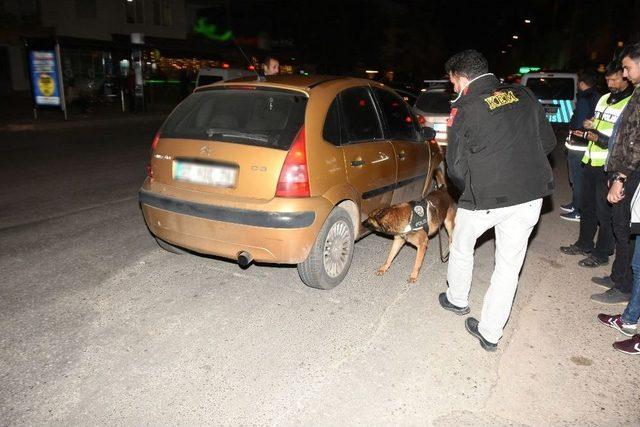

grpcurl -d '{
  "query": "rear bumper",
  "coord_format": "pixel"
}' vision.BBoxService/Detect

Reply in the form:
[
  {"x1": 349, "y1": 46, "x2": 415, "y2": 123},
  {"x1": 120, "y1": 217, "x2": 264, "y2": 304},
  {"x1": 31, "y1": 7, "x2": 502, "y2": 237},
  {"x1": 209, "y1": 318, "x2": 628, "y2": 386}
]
[
  {"x1": 139, "y1": 189, "x2": 315, "y2": 228},
  {"x1": 139, "y1": 188, "x2": 332, "y2": 264}
]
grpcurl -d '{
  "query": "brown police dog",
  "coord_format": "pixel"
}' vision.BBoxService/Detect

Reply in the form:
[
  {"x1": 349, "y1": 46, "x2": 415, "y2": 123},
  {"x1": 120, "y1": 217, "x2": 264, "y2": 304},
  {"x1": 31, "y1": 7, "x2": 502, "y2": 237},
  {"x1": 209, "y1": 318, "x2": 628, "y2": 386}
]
[{"x1": 364, "y1": 188, "x2": 455, "y2": 283}]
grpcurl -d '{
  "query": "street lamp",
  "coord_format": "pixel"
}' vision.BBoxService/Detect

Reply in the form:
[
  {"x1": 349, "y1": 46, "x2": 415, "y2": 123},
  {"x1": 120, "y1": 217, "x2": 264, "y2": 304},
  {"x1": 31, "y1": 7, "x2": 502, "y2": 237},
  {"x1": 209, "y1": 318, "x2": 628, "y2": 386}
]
[
  {"x1": 512, "y1": 35, "x2": 519, "y2": 40},
  {"x1": 524, "y1": 19, "x2": 531, "y2": 24}
]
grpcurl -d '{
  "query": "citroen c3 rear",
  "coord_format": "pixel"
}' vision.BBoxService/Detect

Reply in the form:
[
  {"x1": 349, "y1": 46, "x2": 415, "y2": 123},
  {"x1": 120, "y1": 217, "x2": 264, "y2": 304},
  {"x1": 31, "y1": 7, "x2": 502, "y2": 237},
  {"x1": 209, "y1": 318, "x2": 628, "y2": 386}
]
[{"x1": 140, "y1": 75, "x2": 412, "y2": 290}]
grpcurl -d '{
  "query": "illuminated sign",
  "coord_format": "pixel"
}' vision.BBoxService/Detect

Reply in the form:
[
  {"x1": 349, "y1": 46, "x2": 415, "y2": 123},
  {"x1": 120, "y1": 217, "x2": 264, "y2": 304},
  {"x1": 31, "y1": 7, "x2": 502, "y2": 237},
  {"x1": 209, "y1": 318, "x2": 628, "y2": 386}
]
[
  {"x1": 29, "y1": 50, "x2": 61, "y2": 107},
  {"x1": 519, "y1": 66, "x2": 541, "y2": 74},
  {"x1": 194, "y1": 18, "x2": 233, "y2": 42}
]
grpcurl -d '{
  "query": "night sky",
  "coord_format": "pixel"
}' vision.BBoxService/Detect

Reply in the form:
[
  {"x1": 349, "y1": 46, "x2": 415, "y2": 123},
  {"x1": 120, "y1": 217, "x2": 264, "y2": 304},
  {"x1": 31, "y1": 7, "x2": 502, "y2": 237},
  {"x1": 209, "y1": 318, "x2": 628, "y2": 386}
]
[{"x1": 216, "y1": 0, "x2": 640, "y2": 83}]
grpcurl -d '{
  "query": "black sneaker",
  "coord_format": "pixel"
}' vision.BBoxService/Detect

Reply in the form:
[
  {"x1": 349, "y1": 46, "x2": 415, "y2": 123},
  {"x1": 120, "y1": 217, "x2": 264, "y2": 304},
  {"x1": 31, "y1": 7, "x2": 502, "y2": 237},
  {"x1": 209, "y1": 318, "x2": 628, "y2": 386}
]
[
  {"x1": 590, "y1": 288, "x2": 631, "y2": 304},
  {"x1": 559, "y1": 244, "x2": 591, "y2": 256},
  {"x1": 560, "y1": 202, "x2": 575, "y2": 212},
  {"x1": 465, "y1": 317, "x2": 498, "y2": 352},
  {"x1": 591, "y1": 276, "x2": 614, "y2": 289},
  {"x1": 438, "y1": 292, "x2": 470, "y2": 315}
]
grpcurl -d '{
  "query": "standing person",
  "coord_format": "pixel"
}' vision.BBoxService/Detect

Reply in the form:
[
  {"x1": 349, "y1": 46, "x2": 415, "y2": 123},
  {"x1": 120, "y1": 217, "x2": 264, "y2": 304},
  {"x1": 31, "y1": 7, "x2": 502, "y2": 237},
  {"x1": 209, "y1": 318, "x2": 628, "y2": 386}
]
[
  {"x1": 561, "y1": 71, "x2": 600, "y2": 221},
  {"x1": 559, "y1": 62, "x2": 634, "y2": 270},
  {"x1": 596, "y1": 42, "x2": 640, "y2": 353},
  {"x1": 438, "y1": 50, "x2": 556, "y2": 351},
  {"x1": 262, "y1": 56, "x2": 280, "y2": 76}
]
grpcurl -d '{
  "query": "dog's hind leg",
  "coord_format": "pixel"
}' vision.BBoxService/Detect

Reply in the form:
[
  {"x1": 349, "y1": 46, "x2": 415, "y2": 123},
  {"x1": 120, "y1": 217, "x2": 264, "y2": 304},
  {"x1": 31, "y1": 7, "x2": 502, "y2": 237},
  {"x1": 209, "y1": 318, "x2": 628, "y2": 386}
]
[
  {"x1": 407, "y1": 232, "x2": 428, "y2": 283},
  {"x1": 375, "y1": 235, "x2": 405, "y2": 276}
]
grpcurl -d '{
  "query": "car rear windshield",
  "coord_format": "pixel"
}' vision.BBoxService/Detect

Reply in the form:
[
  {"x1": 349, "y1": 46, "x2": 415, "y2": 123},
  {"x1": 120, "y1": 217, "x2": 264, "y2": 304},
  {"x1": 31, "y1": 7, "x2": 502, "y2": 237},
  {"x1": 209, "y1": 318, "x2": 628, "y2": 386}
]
[
  {"x1": 197, "y1": 75, "x2": 223, "y2": 86},
  {"x1": 415, "y1": 92, "x2": 455, "y2": 114},
  {"x1": 161, "y1": 87, "x2": 308, "y2": 150},
  {"x1": 525, "y1": 77, "x2": 575, "y2": 100}
]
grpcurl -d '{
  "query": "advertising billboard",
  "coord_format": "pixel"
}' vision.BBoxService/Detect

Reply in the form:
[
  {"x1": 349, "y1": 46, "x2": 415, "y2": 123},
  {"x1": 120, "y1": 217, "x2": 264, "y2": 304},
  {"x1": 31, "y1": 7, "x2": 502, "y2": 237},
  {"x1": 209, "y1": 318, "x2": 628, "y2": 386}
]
[{"x1": 29, "y1": 50, "x2": 62, "y2": 107}]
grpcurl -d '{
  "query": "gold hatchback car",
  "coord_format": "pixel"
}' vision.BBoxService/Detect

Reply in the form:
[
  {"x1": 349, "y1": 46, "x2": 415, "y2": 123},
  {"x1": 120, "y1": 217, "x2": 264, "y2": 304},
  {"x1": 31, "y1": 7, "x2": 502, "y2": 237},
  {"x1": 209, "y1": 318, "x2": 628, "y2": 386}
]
[{"x1": 139, "y1": 75, "x2": 438, "y2": 289}]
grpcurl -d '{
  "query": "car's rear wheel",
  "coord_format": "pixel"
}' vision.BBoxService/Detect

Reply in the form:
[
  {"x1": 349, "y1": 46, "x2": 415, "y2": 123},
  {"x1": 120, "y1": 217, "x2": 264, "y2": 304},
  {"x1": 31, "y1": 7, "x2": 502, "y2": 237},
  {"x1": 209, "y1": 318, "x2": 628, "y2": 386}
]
[
  {"x1": 155, "y1": 237, "x2": 188, "y2": 254},
  {"x1": 297, "y1": 207, "x2": 355, "y2": 290}
]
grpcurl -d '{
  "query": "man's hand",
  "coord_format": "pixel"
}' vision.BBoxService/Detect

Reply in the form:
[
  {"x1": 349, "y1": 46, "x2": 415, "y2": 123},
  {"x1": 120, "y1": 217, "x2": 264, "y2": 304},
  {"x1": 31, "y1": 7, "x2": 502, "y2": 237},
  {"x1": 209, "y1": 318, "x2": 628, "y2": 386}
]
[
  {"x1": 586, "y1": 131, "x2": 599, "y2": 142},
  {"x1": 608, "y1": 180, "x2": 625, "y2": 204},
  {"x1": 583, "y1": 119, "x2": 594, "y2": 129}
]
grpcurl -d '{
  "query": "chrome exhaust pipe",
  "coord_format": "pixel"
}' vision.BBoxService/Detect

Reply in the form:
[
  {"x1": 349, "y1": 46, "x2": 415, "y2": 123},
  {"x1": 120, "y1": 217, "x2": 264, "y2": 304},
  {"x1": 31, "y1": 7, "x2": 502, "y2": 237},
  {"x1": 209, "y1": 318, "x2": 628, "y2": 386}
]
[{"x1": 237, "y1": 251, "x2": 253, "y2": 268}]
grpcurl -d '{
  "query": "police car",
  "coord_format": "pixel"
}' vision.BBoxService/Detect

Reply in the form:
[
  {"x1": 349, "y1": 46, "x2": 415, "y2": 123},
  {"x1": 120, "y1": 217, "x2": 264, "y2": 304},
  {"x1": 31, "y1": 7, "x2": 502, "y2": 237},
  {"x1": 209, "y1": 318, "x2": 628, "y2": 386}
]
[{"x1": 521, "y1": 72, "x2": 578, "y2": 124}]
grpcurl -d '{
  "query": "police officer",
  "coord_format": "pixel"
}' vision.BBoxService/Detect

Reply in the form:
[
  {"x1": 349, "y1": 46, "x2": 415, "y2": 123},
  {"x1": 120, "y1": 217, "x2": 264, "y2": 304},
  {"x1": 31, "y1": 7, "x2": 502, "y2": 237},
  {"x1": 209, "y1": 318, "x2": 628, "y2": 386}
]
[
  {"x1": 560, "y1": 61, "x2": 633, "y2": 272},
  {"x1": 437, "y1": 50, "x2": 556, "y2": 351}
]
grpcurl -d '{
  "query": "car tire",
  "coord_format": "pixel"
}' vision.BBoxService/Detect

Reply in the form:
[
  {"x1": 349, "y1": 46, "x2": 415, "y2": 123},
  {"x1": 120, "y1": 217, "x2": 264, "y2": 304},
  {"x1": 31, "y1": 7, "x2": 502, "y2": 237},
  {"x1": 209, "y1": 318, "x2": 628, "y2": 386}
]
[
  {"x1": 297, "y1": 207, "x2": 355, "y2": 290},
  {"x1": 155, "y1": 237, "x2": 188, "y2": 254}
]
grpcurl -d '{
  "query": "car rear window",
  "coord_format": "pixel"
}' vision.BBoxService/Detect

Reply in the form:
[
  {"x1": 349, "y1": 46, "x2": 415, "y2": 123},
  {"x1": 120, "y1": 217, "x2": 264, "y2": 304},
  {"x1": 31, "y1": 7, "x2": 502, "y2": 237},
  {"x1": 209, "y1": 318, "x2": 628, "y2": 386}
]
[
  {"x1": 161, "y1": 88, "x2": 308, "y2": 150},
  {"x1": 197, "y1": 75, "x2": 223, "y2": 86},
  {"x1": 525, "y1": 77, "x2": 575, "y2": 100},
  {"x1": 415, "y1": 91, "x2": 455, "y2": 114}
]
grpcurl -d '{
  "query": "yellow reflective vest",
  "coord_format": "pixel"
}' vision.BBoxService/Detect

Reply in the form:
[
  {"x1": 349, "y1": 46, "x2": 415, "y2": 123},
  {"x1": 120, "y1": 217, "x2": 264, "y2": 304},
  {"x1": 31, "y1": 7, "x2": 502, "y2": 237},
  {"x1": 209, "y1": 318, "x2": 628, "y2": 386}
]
[{"x1": 582, "y1": 92, "x2": 631, "y2": 167}]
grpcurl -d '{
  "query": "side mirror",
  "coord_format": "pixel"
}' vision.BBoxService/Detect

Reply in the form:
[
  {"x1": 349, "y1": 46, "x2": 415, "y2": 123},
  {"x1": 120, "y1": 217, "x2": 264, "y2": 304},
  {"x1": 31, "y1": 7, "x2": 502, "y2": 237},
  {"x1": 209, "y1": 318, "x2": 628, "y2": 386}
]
[{"x1": 421, "y1": 126, "x2": 436, "y2": 141}]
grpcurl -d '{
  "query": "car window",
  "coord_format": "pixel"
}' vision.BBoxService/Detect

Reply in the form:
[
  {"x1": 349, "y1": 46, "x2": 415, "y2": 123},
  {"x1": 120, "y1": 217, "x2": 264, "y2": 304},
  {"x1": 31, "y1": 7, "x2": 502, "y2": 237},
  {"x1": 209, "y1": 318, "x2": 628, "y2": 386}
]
[
  {"x1": 197, "y1": 75, "x2": 223, "y2": 86},
  {"x1": 415, "y1": 91, "x2": 455, "y2": 114},
  {"x1": 161, "y1": 88, "x2": 307, "y2": 150},
  {"x1": 339, "y1": 87, "x2": 383, "y2": 143},
  {"x1": 323, "y1": 98, "x2": 341, "y2": 146},
  {"x1": 525, "y1": 77, "x2": 575, "y2": 100},
  {"x1": 373, "y1": 87, "x2": 420, "y2": 142}
]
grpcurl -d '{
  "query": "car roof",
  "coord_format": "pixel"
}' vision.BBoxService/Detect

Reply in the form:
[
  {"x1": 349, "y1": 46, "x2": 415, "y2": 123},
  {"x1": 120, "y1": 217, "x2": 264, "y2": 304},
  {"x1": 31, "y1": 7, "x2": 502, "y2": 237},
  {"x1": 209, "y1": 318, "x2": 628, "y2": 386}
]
[
  {"x1": 522, "y1": 72, "x2": 577, "y2": 79},
  {"x1": 194, "y1": 74, "x2": 390, "y2": 93}
]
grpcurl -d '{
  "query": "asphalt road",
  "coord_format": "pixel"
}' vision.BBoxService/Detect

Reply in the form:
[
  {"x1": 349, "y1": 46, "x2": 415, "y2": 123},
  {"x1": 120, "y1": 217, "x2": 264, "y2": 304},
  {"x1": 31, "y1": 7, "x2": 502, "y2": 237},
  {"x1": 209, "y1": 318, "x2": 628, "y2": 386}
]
[{"x1": 1, "y1": 123, "x2": 638, "y2": 425}]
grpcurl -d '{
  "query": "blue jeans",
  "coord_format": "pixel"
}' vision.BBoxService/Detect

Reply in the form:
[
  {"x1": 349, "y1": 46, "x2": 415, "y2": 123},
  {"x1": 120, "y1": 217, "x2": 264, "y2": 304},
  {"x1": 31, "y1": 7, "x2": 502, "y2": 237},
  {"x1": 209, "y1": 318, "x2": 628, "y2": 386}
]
[
  {"x1": 567, "y1": 150, "x2": 584, "y2": 213},
  {"x1": 622, "y1": 236, "x2": 640, "y2": 324}
]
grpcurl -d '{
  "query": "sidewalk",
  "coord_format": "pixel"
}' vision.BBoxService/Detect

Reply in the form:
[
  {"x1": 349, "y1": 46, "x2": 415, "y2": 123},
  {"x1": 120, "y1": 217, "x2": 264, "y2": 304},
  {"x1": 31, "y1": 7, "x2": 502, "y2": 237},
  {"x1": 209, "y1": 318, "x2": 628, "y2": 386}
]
[{"x1": 0, "y1": 93, "x2": 173, "y2": 132}]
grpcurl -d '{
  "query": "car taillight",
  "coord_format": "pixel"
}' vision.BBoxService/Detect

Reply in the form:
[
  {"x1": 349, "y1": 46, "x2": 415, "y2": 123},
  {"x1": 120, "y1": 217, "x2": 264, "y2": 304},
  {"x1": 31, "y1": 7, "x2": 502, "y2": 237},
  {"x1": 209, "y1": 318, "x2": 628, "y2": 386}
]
[
  {"x1": 276, "y1": 126, "x2": 310, "y2": 198},
  {"x1": 147, "y1": 132, "x2": 160, "y2": 178},
  {"x1": 416, "y1": 114, "x2": 426, "y2": 126},
  {"x1": 151, "y1": 132, "x2": 160, "y2": 150}
]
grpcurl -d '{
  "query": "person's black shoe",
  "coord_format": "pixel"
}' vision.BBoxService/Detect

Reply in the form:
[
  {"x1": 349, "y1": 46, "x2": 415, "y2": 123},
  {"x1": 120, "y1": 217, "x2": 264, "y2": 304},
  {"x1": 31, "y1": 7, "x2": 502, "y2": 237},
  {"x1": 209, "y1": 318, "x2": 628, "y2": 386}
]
[
  {"x1": 465, "y1": 317, "x2": 498, "y2": 352},
  {"x1": 591, "y1": 276, "x2": 614, "y2": 289},
  {"x1": 559, "y1": 244, "x2": 590, "y2": 256},
  {"x1": 578, "y1": 256, "x2": 609, "y2": 268},
  {"x1": 438, "y1": 292, "x2": 470, "y2": 315}
]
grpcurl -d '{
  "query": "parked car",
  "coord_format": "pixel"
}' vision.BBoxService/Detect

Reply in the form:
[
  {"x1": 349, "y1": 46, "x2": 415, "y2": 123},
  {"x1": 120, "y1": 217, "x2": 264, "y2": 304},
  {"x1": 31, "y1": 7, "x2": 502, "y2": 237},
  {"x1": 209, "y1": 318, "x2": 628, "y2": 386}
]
[
  {"x1": 139, "y1": 75, "x2": 437, "y2": 290},
  {"x1": 521, "y1": 72, "x2": 577, "y2": 124},
  {"x1": 413, "y1": 81, "x2": 456, "y2": 147}
]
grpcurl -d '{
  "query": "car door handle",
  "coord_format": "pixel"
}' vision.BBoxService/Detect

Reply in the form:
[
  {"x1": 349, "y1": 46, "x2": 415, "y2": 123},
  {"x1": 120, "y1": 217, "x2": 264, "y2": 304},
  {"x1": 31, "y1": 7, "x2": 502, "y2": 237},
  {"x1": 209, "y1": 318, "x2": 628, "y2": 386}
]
[
  {"x1": 397, "y1": 151, "x2": 406, "y2": 160},
  {"x1": 350, "y1": 157, "x2": 365, "y2": 167}
]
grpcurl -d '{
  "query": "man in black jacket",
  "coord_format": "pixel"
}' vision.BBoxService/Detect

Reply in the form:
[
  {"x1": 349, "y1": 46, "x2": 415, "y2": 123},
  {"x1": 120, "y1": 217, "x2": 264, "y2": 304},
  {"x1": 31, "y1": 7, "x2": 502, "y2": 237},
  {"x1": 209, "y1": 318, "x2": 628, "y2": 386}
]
[{"x1": 438, "y1": 50, "x2": 557, "y2": 351}]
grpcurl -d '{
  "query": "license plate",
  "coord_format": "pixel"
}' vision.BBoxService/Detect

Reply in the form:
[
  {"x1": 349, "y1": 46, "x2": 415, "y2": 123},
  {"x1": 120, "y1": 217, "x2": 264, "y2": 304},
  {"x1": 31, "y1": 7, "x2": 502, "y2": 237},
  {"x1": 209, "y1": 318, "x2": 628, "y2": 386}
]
[{"x1": 173, "y1": 161, "x2": 237, "y2": 187}]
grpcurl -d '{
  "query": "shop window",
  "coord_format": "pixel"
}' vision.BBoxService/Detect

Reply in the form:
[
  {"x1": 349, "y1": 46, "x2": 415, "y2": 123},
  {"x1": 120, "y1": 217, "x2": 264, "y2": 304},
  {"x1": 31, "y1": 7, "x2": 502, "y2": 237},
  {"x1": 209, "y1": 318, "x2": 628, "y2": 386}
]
[
  {"x1": 153, "y1": 0, "x2": 172, "y2": 26},
  {"x1": 75, "y1": 0, "x2": 97, "y2": 19},
  {"x1": 126, "y1": 0, "x2": 144, "y2": 24}
]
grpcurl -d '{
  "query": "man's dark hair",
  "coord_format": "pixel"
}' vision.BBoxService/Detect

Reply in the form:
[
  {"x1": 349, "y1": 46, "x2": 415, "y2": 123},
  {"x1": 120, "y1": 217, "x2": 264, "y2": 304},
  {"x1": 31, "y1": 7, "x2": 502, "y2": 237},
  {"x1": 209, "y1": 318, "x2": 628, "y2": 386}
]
[
  {"x1": 444, "y1": 50, "x2": 489, "y2": 79},
  {"x1": 621, "y1": 42, "x2": 640, "y2": 61},
  {"x1": 605, "y1": 61, "x2": 623, "y2": 76},
  {"x1": 577, "y1": 70, "x2": 597, "y2": 87}
]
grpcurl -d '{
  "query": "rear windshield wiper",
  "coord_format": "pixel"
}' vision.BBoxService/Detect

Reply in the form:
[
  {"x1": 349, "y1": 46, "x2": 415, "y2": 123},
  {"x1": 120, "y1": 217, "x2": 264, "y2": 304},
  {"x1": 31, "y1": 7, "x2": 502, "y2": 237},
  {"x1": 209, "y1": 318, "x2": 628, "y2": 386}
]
[{"x1": 205, "y1": 128, "x2": 268, "y2": 143}]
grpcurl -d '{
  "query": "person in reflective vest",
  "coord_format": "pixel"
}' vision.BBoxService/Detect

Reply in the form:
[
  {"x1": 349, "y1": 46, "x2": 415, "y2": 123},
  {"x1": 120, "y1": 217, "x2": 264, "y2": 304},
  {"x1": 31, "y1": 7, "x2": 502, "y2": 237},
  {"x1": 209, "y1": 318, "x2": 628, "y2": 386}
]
[{"x1": 560, "y1": 61, "x2": 633, "y2": 269}]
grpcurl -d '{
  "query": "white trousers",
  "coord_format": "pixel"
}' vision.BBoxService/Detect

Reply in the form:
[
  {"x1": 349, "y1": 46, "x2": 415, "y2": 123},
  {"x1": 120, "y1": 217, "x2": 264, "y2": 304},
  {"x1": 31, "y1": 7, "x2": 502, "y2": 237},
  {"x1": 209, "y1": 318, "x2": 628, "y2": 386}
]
[{"x1": 446, "y1": 199, "x2": 543, "y2": 344}]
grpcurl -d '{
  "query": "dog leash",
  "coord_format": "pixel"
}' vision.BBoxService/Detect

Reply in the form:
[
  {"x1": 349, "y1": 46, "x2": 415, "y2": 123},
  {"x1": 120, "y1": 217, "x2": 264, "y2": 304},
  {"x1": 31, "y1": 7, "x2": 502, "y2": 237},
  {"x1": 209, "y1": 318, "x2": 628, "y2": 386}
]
[
  {"x1": 421, "y1": 141, "x2": 433, "y2": 198},
  {"x1": 437, "y1": 227, "x2": 450, "y2": 263}
]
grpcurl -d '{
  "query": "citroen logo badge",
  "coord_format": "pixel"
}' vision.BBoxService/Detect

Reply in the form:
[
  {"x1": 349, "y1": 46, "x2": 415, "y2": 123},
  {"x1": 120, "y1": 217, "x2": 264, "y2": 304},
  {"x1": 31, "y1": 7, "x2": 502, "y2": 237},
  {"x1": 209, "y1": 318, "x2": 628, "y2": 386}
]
[{"x1": 200, "y1": 145, "x2": 211, "y2": 156}]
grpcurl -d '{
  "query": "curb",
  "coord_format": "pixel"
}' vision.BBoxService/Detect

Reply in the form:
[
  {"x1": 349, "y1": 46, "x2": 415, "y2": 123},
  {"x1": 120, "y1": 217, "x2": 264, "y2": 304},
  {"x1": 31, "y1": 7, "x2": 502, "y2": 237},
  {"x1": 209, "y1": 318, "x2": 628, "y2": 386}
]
[{"x1": 0, "y1": 113, "x2": 169, "y2": 132}]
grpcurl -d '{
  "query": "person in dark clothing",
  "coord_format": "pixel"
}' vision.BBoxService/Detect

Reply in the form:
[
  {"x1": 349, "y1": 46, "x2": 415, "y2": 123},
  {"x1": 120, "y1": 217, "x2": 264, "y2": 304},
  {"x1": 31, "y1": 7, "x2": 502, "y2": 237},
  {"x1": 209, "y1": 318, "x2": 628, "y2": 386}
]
[
  {"x1": 560, "y1": 62, "x2": 634, "y2": 269},
  {"x1": 561, "y1": 71, "x2": 601, "y2": 221},
  {"x1": 592, "y1": 43, "x2": 640, "y2": 305},
  {"x1": 437, "y1": 50, "x2": 556, "y2": 351}
]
